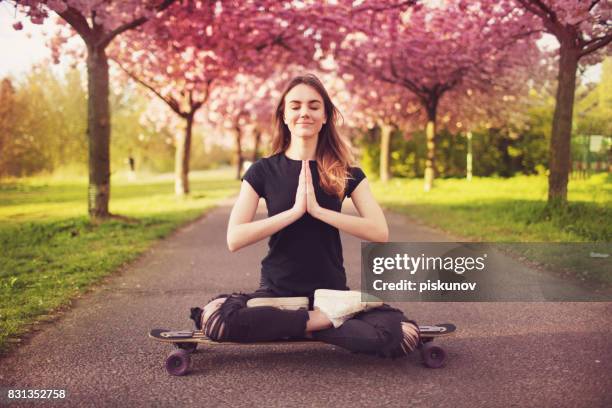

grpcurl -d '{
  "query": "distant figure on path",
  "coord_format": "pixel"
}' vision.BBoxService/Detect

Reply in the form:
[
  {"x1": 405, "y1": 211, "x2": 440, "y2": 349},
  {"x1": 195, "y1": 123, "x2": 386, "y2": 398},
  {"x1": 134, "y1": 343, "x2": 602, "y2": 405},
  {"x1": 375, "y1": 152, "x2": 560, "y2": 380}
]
[{"x1": 127, "y1": 155, "x2": 136, "y2": 181}]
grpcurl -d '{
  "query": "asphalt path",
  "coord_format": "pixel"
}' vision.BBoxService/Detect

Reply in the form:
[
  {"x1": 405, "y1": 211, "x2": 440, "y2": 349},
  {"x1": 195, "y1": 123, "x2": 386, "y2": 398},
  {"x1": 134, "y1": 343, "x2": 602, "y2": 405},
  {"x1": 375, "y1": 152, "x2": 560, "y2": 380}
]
[{"x1": 1, "y1": 196, "x2": 610, "y2": 407}]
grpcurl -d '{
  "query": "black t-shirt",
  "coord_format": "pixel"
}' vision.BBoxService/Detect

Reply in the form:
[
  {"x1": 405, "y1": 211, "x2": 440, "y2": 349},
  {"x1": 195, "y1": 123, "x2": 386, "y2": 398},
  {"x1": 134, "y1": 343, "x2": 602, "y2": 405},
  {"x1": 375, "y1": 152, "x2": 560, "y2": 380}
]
[{"x1": 241, "y1": 152, "x2": 366, "y2": 296}]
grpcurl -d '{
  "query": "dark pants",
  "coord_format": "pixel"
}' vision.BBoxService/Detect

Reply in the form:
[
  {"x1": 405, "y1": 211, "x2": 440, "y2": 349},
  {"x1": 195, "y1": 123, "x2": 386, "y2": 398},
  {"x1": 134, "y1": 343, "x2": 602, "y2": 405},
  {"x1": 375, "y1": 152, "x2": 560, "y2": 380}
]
[{"x1": 203, "y1": 287, "x2": 413, "y2": 359}]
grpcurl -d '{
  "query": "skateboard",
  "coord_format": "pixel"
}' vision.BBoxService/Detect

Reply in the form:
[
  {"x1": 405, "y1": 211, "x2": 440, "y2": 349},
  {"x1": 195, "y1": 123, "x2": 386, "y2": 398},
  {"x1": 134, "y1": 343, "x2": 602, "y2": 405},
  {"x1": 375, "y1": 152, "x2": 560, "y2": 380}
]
[{"x1": 150, "y1": 323, "x2": 456, "y2": 376}]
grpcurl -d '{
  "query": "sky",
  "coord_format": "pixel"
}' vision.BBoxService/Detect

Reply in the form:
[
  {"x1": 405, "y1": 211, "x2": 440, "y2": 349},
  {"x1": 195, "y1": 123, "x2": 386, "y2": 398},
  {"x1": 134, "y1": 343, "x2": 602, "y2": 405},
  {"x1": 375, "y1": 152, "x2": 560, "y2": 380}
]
[{"x1": 0, "y1": 6, "x2": 603, "y2": 83}]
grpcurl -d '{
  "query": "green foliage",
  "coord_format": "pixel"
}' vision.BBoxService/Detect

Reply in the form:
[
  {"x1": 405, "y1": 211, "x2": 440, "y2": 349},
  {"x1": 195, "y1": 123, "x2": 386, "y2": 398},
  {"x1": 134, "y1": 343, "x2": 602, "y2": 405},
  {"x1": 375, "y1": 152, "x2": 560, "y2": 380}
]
[
  {"x1": 358, "y1": 60, "x2": 610, "y2": 180},
  {"x1": 358, "y1": 124, "x2": 549, "y2": 179},
  {"x1": 571, "y1": 58, "x2": 612, "y2": 171},
  {"x1": 0, "y1": 67, "x2": 236, "y2": 179},
  {"x1": 0, "y1": 68, "x2": 87, "y2": 177},
  {"x1": 110, "y1": 88, "x2": 177, "y2": 173},
  {"x1": 0, "y1": 67, "x2": 85, "y2": 177},
  {"x1": 357, "y1": 67, "x2": 612, "y2": 180},
  {"x1": 575, "y1": 58, "x2": 612, "y2": 137},
  {"x1": 189, "y1": 126, "x2": 235, "y2": 170}
]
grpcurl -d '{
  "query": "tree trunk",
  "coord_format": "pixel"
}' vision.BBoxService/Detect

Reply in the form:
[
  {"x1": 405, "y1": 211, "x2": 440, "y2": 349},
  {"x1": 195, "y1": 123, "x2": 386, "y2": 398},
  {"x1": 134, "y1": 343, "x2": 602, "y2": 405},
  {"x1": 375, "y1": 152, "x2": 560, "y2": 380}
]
[
  {"x1": 175, "y1": 115, "x2": 193, "y2": 195},
  {"x1": 252, "y1": 128, "x2": 261, "y2": 162},
  {"x1": 548, "y1": 45, "x2": 579, "y2": 206},
  {"x1": 86, "y1": 46, "x2": 111, "y2": 219},
  {"x1": 466, "y1": 130, "x2": 473, "y2": 181},
  {"x1": 424, "y1": 98, "x2": 438, "y2": 192},
  {"x1": 379, "y1": 123, "x2": 392, "y2": 182},
  {"x1": 235, "y1": 126, "x2": 243, "y2": 180}
]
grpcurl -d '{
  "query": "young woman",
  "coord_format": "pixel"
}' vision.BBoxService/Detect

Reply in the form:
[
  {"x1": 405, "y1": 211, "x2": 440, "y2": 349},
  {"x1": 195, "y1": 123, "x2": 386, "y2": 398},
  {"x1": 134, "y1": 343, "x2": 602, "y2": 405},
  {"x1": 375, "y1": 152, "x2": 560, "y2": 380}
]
[{"x1": 190, "y1": 74, "x2": 420, "y2": 358}]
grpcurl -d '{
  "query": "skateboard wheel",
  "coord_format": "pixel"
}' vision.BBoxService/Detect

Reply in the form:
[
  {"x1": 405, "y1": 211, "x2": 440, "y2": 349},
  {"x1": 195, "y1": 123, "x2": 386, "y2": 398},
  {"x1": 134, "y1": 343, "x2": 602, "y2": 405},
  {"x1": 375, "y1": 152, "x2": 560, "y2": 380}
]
[
  {"x1": 165, "y1": 349, "x2": 191, "y2": 376},
  {"x1": 421, "y1": 343, "x2": 447, "y2": 368},
  {"x1": 175, "y1": 342, "x2": 198, "y2": 353}
]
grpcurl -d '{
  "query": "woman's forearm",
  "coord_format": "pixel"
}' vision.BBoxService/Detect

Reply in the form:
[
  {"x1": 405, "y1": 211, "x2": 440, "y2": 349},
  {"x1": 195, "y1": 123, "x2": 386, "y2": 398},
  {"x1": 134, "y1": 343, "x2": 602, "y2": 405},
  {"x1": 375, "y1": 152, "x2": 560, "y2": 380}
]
[
  {"x1": 311, "y1": 207, "x2": 388, "y2": 242},
  {"x1": 228, "y1": 208, "x2": 302, "y2": 252}
]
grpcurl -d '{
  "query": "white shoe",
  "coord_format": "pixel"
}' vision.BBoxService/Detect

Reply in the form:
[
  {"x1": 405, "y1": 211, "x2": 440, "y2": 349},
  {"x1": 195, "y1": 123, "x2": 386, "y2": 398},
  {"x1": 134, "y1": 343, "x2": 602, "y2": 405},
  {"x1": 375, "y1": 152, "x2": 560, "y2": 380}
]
[
  {"x1": 313, "y1": 289, "x2": 383, "y2": 328},
  {"x1": 246, "y1": 297, "x2": 309, "y2": 311}
]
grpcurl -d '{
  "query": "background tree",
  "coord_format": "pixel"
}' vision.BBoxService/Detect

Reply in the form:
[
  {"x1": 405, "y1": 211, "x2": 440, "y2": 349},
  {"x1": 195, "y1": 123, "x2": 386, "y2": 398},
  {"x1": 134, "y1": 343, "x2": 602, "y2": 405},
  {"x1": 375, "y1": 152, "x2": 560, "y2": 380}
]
[
  {"x1": 342, "y1": 73, "x2": 420, "y2": 182},
  {"x1": 206, "y1": 74, "x2": 280, "y2": 179},
  {"x1": 574, "y1": 57, "x2": 612, "y2": 138},
  {"x1": 110, "y1": 0, "x2": 333, "y2": 194},
  {"x1": 336, "y1": 0, "x2": 541, "y2": 191},
  {"x1": 0, "y1": 67, "x2": 88, "y2": 177},
  {"x1": 11, "y1": 0, "x2": 178, "y2": 218},
  {"x1": 514, "y1": 0, "x2": 611, "y2": 205}
]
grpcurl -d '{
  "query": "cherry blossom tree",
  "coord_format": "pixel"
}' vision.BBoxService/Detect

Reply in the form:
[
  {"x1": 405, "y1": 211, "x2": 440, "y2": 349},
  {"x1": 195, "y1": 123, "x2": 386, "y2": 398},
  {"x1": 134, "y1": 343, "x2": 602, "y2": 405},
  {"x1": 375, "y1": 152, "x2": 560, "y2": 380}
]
[
  {"x1": 114, "y1": 50, "x2": 214, "y2": 195},
  {"x1": 109, "y1": 1, "x2": 332, "y2": 193},
  {"x1": 513, "y1": 0, "x2": 611, "y2": 205},
  {"x1": 109, "y1": 6, "x2": 222, "y2": 196},
  {"x1": 9, "y1": 0, "x2": 179, "y2": 218},
  {"x1": 206, "y1": 72, "x2": 299, "y2": 180},
  {"x1": 341, "y1": 72, "x2": 420, "y2": 182},
  {"x1": 335, "y1": 0, "x2": 542, "y2": 191}
]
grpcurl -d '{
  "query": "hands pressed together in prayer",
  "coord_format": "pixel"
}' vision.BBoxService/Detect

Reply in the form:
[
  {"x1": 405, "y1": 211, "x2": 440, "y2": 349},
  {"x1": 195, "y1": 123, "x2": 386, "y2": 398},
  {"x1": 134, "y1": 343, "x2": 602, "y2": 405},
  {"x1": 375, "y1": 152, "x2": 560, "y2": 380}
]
[
  {"x1": 292, "y1": 160, "x2": 322, "y2": 219},
  {"x1": 286, "y1": 159, "x2": 387, "y2": 243}
]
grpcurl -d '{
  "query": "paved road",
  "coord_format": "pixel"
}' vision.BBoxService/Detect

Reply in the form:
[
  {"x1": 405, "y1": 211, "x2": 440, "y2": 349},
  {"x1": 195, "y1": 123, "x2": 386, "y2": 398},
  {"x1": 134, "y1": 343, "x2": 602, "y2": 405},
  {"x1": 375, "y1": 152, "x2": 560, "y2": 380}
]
[{"x1": 1, "y1": 197, "x2": 610, "y2": 407}]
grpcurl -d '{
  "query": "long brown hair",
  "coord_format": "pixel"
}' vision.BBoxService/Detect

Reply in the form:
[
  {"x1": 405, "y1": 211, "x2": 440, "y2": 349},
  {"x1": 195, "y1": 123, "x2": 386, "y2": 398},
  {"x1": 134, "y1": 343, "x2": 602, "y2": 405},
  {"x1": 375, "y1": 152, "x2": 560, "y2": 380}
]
[{"x1": 272, "y1": 74, "x2": 356, "y2": 200}]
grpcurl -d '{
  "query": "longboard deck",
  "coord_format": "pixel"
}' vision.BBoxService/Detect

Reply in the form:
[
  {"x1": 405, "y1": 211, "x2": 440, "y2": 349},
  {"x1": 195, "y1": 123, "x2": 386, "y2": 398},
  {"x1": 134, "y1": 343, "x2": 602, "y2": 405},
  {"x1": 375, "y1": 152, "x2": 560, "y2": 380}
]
[{"x1": 149, "y1": 323, "x2": 456, "y2": 346}]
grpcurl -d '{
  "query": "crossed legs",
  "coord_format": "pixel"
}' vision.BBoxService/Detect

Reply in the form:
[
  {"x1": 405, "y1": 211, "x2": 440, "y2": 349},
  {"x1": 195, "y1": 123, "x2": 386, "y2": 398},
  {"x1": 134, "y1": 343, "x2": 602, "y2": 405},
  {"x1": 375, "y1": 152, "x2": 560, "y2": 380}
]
[{"x1": 192, "y1": 292, "x2": 419, "y2": 358}]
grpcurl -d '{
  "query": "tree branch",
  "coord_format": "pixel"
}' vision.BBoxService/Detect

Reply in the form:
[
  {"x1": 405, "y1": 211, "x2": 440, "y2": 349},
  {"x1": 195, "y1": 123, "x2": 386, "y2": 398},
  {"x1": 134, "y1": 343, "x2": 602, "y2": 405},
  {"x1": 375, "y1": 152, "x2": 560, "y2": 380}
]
[
  {"x1": 188, "y1": 78, "x2": 214, "y2": 115},
  {"x1": 252, "y1": 17, "x2": 300, "y2": 53},
  {"x1": 57, "y1": 5, "x2": 92, "y2": 43},
  {"x1": 515, "y1": 0, "x2": 561, "y2": 36},
  {"x1": 515, "y1": 0, "x2": 548, "y2": 20},
  {"x1": 97, "y1": 0, "x2": 177, "y2": 49},
  {"x1": 496, "y1": 28, "x2": 543, "y2": 52},
  {"x1": 579, "y1": 33, "x2": 612, "y2": 58},
  {"x1": 528, "y1": 0, "x2": 558, "y2": 23},
  {"x1": 387, "y1": 54, "x2": 421, "y2": 96},
  {"x1": 351, "y1": 0, "x2": 417, "y2": 16},
  {"x1": 202, "y1": 79, "x2": 213, "y2": 105},
  {"x1": 588, "y1": 0, "x2": 600, "y2": 12},
  {"x1": 113, "y1": 59, "x2": 183, "y2": 114}
]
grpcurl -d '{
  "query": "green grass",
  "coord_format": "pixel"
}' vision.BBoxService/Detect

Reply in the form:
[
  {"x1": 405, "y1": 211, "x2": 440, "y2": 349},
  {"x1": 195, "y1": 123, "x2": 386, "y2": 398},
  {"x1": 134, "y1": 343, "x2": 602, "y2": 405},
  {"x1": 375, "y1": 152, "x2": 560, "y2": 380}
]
[
  {"x1": 371, "y1": 173, "x2": 611, "y2": 286},
  {"x1": 0, "y1": 169, "x2": 239, "y2": 352}
]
